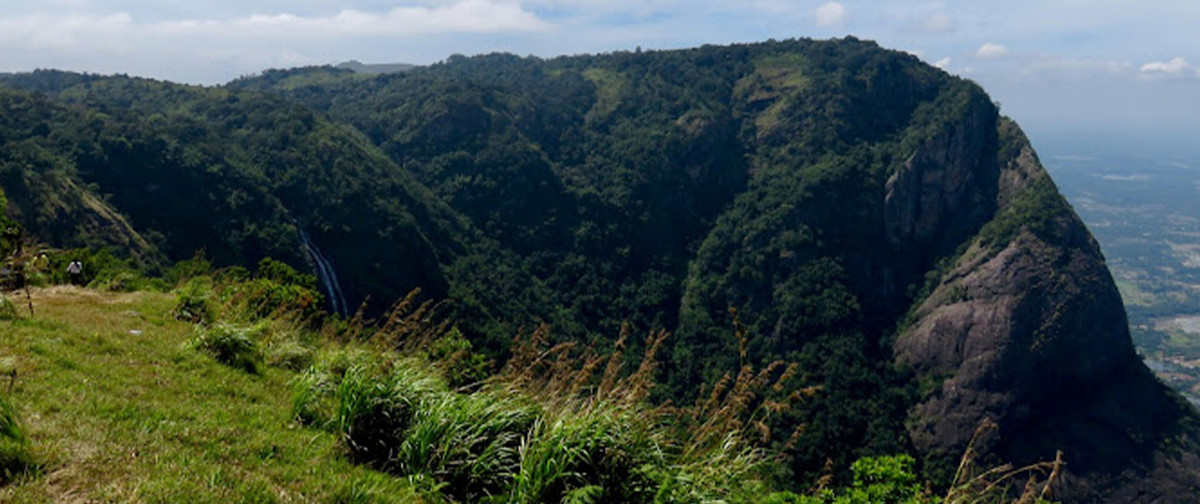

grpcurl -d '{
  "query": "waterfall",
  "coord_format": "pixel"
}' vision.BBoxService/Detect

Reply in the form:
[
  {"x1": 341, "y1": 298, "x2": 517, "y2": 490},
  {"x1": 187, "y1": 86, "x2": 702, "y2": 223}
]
[{"x1": 297, "y1": 226, "x2": 349, "y2": 316}]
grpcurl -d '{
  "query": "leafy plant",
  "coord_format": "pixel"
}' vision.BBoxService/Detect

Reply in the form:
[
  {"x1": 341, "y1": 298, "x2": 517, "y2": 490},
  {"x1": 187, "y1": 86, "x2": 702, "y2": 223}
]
[
  {"x1": 426, "y1": 327, "x2": 491, "y2": 389},
  {"x1": 172, "y1": 277, "x2": 218, "y2": 325},
  {"x1": 0, "y1": 295, "x2": 16, "y2": 321},
  {"x1": 189, "y1": 323, "x2": 264, "y2": 374},
  {"x1": 0, "y1": 394, "x2": 36, "y2": 484},
  {"x1": 266, "y1": 340, "x2": 314, "y2": 371}
]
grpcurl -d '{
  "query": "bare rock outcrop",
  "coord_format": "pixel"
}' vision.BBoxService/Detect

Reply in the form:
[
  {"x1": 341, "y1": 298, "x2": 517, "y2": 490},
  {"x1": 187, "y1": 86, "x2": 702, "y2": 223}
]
[{"x1": 895, "y1": 120, "x2": 1200, "y2": 503}]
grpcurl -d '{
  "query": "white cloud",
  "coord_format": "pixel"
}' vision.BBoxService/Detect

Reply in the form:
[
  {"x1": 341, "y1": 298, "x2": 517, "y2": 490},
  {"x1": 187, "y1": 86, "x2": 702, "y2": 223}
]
[
  {"x1": 815, "y1": 2, "x2": 847, "y2": 27},
  {"x1": 1139, "y1": 57, "x2": 1192, "y2": 78},
  {"x1": 934, "y1": 57, "x2": 951, "y2": 69},
  {"x1": 922, "y1": 13, "x2": 953, "y2": 33},
  {"x1": 0, "y1": 1, "x2": 549, "y2": 52},
  {"x1": 151, "y1": 1, "x2": 550, "y2": 38},
  {"x1": 1016, "y1": 57, "x2": 1133, "y2": 81},
  {"x1": 0, "y1": 12, "x2": 133, "y2": 50},
  {"x1": 975, "y1": 43, "x2": 1008, "y2": 58}
]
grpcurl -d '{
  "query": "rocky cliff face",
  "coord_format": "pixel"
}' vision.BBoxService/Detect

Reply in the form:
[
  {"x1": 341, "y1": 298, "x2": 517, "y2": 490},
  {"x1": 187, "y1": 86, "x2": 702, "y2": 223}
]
[{"x1": 895, "y1": 119, "x2": 1200, "y2": 503}]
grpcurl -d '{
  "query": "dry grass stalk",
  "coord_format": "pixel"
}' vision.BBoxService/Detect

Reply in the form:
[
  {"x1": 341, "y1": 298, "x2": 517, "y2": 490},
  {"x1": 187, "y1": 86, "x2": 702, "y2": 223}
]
[
  {"x1": 365, "y1": 288, "x2": 453, "y2": 353},
  {"x1": 944, "y1": 419, "x2": 1064, "y2": 504}
]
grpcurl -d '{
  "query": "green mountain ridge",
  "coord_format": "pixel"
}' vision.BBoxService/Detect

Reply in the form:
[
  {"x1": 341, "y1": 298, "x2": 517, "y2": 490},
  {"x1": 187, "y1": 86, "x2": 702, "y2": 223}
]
[{"x1": 2, "y1": 37, "x2": 1198, "y2": 502}]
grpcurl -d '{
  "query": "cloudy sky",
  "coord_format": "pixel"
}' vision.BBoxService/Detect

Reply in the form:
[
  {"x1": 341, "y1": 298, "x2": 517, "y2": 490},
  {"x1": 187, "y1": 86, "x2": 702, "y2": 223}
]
[{"x1": 1, "y1": 0, "x2": 1196, "y2": 153}]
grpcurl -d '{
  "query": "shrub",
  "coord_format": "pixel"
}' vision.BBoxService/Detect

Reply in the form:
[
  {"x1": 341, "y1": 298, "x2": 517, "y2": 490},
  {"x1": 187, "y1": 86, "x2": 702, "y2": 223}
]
[
  {"x1": 291, "y1": 348, "x2": 384, "y2": 429},
  {"x1": 266, "y1": 340, "x2": 314, "y2": 371},
  {"x1": 293, "y1": 345, "x2": 762, "y2": 503},
  {"x1": 290, "y1": 324, "x2": 806, "y2": 504},
  {"x1": 165, "y1": 251, "x2": 213, "y2": 287},
  {"x1": 221, "y1": 276, "x2": 324, "y2": 323},
  {"x1": 393, "y1": 390, "x2": 538, "y2": 502},
  {"x1": 510, "y1": 403, "x2": 660, "y2": 504},
  {"x1": 190, "y1": 323, "x2": 264, "y2": 374},
  {"x1": 0, "y1": 294, "x2": 16, "y2": 321},
  {"x1": 426, "y1": 327, "x2": 491, "y2": 389},
  {"x1": 89, "y1": 269, "x2": 163, "y2": 292},
  {"x1": 256, "y1": 257, "x2": 319, "y2": 290},
  {"x1": 172, "y1": 278, "x2": 218, "y2": 325},
  {"x1": 331, "y1": 363, "x2": 441, "y2": 468},
  {"x1": 0, "y1": 395, "x2": 36, "y2": 484}
]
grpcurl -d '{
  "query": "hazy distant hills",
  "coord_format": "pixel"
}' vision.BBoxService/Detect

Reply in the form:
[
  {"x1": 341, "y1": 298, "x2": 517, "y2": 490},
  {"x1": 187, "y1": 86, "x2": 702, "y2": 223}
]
[
  {"x1": 3, "y1": 38, "x2": 1200, "y2": 502},
  {"x1": 335, "y1": 60, "x2": 416, "y2": 74}
]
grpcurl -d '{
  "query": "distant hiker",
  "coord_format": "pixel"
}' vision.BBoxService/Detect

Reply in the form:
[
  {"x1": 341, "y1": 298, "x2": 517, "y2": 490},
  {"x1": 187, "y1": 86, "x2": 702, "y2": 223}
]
[
  {"x1": 32, "y1": 252, "x2": 49, "y2": 272},
  {"x1": 67, "y1": 260, "x2": 83, "y2": 286}
]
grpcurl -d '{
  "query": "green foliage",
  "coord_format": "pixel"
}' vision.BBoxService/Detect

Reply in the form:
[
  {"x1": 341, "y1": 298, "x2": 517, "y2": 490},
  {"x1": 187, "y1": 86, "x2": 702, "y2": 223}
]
[
  {"x1": 425, "y1": 327, "x2": 491, "y2": 388},
  {"x1": 0, "y1": 394, "x2": 36, "y2": 484},
  {"x1": 0, "y1": 76, "x2": 464, "y2": 316},
  {"x1": 89, "y1": 268, "x2": 161, "y2": 292},
  {"x1": 265, "y1": 340, "x2": 314, "y2": 372},
  {"x1": 0, "y1": 295, "x2": 16, "y2": 321},
  {"x1": 172, "y1": 277, "x2": 218, "y2": 325},
  {"x1": 255, "y1": 258, "x2": 318, "y2": 291},
  {"x1": 214, "y1": 258, "x2": 326, "y2": 322},
  {"x1": 37, "y1": 247, "x2": 167, "y2": 291},
  {"x1": 0, "y1": 187, "x2": 19, "y2": 260},
  {"x1": 164, "y1": 251, "x2": 214, "y2": 287},
  {"x1": 839, "y1": 455, "x2": 926, "y2": 504},
  {"x1": 190, "y1": 323, "x2": 264, "y2": 374},
  {"x1": 976, "y1": 174, "x2": 1071, "y2": 250},
  {"x1": 292, "y1": 342, "x2": 774, "y2": 504},
  {"x1": 291, "y1": 348, "x2": 376, "y2": 429}
]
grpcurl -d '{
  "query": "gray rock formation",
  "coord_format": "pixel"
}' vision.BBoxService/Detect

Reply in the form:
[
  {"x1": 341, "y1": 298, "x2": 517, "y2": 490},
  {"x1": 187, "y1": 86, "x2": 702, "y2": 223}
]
[{"x1": 896, "y1": 119, "x2": 1200, "y2": 503}]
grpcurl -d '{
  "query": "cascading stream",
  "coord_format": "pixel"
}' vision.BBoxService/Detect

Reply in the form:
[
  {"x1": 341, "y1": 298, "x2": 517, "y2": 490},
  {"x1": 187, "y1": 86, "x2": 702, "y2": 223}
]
[{"x1": 296, "y1": 225, "x2": 348, "y2": 316}]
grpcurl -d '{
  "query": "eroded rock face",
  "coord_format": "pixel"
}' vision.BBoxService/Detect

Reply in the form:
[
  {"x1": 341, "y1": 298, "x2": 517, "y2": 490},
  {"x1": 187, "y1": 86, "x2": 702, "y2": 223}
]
[
  {"x1": 884, "y1": 94, "x2": 997, "y2": 252},
  {"x1": 895, "y1": 121, "x2": 1200, "y2": 503}
]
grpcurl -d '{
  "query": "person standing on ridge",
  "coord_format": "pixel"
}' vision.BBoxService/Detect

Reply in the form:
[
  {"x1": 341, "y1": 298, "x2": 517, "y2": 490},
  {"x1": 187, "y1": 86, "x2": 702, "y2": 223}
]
[{"x1": 67, "y1": 259, "x2": 83, "y2": 286}]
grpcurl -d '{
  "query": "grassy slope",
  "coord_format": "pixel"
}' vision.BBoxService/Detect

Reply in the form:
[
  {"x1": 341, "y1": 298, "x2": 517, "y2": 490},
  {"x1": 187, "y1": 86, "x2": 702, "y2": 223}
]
[{"x1": 0, "y1": 287, "x2": 420, "y2": 504}]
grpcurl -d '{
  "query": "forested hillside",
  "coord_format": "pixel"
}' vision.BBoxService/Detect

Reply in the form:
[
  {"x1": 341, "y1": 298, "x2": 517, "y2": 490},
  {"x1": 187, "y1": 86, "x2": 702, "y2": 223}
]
[{"x1": 3, "y1": 38, "x2": 1199, "y2": 502}]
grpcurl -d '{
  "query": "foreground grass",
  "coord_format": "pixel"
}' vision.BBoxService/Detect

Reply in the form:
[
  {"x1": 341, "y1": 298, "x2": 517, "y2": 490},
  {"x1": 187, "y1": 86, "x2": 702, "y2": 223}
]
[{"x1": 0, "y1": 286, "x2": 421, "y2": 503}]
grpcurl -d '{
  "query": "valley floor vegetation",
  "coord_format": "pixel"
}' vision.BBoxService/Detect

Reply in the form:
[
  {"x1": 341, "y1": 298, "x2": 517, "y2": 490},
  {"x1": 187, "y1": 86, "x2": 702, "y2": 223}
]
[{"x1": 0, "y1": 239, "x2": 1062, "y2": 503}]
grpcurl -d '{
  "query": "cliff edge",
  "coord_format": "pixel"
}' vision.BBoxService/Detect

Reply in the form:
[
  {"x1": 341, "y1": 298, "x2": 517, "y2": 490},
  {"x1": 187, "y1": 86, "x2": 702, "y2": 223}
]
[{"x1": 896, "y1": 119, "x2": 1200, "y2": 503}]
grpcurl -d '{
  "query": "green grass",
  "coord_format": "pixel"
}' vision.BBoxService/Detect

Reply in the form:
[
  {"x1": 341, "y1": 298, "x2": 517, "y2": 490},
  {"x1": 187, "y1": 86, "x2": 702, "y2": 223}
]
[
  {"x1": 0, "y1": 284, "x2": 1056, "y2": 504},
  {"x1": 291, "y1": 325, "x2": 773, "y2": 503},
  {"x1": 0, "y1": 286, "x2": 423, "y2": 503}
]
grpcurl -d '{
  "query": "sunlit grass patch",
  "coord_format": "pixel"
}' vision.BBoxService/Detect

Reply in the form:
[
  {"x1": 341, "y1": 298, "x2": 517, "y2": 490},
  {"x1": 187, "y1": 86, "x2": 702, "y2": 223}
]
[{"x1": 0, "y1": 288, "x2": 425, "y2": 503}]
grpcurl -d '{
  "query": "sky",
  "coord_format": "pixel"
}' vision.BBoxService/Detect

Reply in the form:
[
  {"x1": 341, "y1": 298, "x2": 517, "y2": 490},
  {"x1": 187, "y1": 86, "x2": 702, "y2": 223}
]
[{"x1": 0, "y1": 0, "x2": 1196, "y2": 154}]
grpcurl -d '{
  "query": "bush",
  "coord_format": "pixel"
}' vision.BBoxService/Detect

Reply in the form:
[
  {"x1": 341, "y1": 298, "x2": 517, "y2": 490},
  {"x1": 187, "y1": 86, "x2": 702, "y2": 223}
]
[
  {"x1": 291, "y1": 344, "x2": 773, "y2": 504},
  {"x1": 292, "y1": 348, "x2": 379, "y2": 428},
  {"x1": 426, "y1": 327, "x2": 491, "y2": 389},
  {"x1": 90, "y1": 269, "x2": 165, "y2": 292},
  {"x1": 393, "y1": 390, "x2": 538, "y2": 502},
  {"x1": 164, "y1": 251, "x2": 213, "y2": 287},
  {"x1": 172, "y1": 278, "x2": 218, "y2": 325},
  {"x1": 266, "y1": 340, "x2": 314, "y2": 371},
  {"x1": 220, "y1": 263, "x2": 324, "y2": 322},
  {"x1": 510, "y1": 403, "x2": 660, "y2": 503},
  {"x1": 190, "y1": 323, "x2": 264, "y2": 374},
  {"x1": 0, "y1": 294, "x2": 16, "y2": 321},
  {"x1": 0, "y1": 395, "x2": 36, "y2": 484}
]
